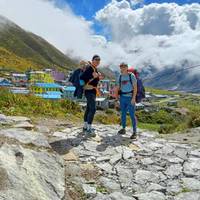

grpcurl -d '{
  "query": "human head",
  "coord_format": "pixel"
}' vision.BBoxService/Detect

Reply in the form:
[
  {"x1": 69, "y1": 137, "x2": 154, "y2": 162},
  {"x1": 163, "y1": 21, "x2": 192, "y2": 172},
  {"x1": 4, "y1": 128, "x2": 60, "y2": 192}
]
[
  {"x1": 119, "y1": 62, "x2": 128, "y2": 74},
  {"x1": 91, "y1": 55, "x2": 101, "y2": 67},
  {"x1": 79, "y1": 60, "x2": 87, "y2": 71}
]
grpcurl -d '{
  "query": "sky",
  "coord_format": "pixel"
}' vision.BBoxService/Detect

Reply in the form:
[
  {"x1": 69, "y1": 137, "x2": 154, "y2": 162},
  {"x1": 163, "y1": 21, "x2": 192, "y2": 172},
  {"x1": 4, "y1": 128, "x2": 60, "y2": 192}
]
[{"x1": 0, "y1": 0, "x2": 200, "y2": 74}]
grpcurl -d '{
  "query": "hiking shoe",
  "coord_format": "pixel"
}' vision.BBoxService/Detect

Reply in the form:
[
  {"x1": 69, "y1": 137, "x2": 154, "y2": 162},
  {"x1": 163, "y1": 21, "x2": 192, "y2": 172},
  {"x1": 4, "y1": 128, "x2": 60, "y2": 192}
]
[
  {"x1": 118, "y1": 128, "x2": 126, "y2": 135},
  {"x1": 130, "y1": 132, "x2": 137, "y2": 140},
  {"x1": 82, "y1": 127, "x2": 87, "y2": 132},
  {"x1": 86, "y1": 129, "x2": 96, "y2": 137}
]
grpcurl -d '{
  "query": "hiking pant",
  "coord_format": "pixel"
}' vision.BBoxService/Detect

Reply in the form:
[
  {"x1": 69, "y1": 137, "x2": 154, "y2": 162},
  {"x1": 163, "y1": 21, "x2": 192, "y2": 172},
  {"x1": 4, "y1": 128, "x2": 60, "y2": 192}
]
[
  {"x1": 120, "y1": 95, "x2": 137, "y2": 133},
  {"x1": 84, "y1": 92, "x2": 96, "y2": 124}
]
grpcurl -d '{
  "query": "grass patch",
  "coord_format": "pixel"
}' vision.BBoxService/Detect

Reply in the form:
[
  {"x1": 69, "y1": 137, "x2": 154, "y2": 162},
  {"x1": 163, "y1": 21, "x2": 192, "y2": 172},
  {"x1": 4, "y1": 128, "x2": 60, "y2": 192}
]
[
  {"x1": 0, "y1": 88, "x2": 81, "y2": 119},
  {"x1": 146, "y1": 87, "x2": 180, "y2": 96}
]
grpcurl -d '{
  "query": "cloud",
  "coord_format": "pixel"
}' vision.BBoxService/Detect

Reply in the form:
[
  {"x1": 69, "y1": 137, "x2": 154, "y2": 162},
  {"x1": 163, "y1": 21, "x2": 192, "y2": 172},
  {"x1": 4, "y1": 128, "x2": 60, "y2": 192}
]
[
  {"x1": 0, "y1": 0, "x2": 108, "y2": 62},
  {"x1": 0, "y1": 0, "x2": 200, "y2": 74},
  {"x1": 96, "y1": 0, "x2": 200, "y2": 72}
]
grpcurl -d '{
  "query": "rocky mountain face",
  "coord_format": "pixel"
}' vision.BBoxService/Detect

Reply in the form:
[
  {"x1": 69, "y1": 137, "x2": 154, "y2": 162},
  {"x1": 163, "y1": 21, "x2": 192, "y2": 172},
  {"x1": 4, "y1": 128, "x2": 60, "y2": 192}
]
[
  {"x1": 143, "y1": 66, "x2": 200, "y2": 93},
  {"x1": 0, "y1": 114, "x2": 200, "y2": 200},
  {"x1": 0, "y1": 15, "x2": 76, "y2": 72}
]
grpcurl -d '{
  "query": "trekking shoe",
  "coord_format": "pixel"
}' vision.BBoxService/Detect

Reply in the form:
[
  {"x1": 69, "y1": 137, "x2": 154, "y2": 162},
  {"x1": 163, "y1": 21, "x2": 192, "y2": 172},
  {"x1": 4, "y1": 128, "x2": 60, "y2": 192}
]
[
  {"x1": 86, "y1": 129, "x2": 96, "y2": 137},
  {"x1": 82, "y1": 127, "x2": 87, "y2": 132},
  {"x1": 118, "y1": 128, "x2": 126, "y2": 135},
  {"x1": 130, "y1": 132, "x2": 137, "y2": 140}
]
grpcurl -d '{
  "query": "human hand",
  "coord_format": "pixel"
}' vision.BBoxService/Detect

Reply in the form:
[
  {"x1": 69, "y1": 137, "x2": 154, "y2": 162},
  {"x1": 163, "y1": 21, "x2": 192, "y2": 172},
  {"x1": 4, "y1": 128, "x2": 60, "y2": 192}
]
[
  {"x1": 131, "y1": 98, "x2": 136, "y2": 105},
  {"x1": 92, "y1": 72, "x2": 99, "y2": 78}
]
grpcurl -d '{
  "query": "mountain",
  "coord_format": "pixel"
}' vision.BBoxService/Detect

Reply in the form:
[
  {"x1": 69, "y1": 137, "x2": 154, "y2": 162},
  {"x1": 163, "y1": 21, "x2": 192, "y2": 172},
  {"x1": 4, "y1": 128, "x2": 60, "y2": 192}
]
[
  {"x1": 142, "y1": 65, "x2": 200, "y2": 93},
  {"x1": 0, "y1": 15, "x2": 76, "y2": 72}
]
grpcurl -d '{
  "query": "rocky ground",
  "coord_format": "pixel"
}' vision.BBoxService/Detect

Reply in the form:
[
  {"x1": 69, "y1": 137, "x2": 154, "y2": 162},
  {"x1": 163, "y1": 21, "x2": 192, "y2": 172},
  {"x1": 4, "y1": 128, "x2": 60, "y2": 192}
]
[{"x1": 0, "y1": 114, "x2": 200, "y2": 200}]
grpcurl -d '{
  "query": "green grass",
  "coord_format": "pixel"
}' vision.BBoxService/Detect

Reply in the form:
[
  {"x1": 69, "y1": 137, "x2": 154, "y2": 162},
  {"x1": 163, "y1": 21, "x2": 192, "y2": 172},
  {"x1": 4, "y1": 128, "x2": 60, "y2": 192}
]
[
  {"x1": 0, "y1": 88, "x2": 81, "y2": 119},
  {"x1": 146, "y1": 87, "x2": 180, "y2": 95},
  {"x1": 138, "y1": 122, "x2": 161, "y2": 132}
]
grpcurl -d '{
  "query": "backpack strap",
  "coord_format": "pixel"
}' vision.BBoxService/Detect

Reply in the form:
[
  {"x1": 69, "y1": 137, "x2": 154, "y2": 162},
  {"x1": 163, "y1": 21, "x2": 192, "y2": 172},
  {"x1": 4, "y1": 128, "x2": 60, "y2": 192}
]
[{"x1": 129, "y1": 73, "x2": 133, "y2": 86}]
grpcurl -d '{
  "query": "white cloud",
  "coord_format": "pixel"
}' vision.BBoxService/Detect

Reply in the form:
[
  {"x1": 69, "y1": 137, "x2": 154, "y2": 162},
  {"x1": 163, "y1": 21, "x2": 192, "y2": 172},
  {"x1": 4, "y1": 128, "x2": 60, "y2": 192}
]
[
  {"x1": 0, "y1": 0, "x2": 200, "y2": 74},
  {"x1": 96, "y1": 0, "x2": 200, "y2": 72},
  {"x1": 0, "y1": 0, "x2": 107, "y2": 62}
]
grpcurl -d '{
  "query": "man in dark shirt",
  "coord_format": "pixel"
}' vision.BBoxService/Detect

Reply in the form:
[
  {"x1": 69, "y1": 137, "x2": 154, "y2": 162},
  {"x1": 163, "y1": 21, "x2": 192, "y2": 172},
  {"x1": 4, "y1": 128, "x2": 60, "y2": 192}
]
[{"x1": 80, "y1": 55, "x2": 101, "y2": 137}]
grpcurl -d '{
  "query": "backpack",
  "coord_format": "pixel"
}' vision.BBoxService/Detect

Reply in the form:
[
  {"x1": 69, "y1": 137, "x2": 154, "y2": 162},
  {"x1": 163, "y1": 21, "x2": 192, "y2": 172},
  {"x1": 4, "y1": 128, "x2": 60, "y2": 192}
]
[
  {"x1": 119, "y1": 73, "x2": 145, "y2": 103},
  {"x1": 69, "y1": 68, "x2": 84, "y2": 99}
]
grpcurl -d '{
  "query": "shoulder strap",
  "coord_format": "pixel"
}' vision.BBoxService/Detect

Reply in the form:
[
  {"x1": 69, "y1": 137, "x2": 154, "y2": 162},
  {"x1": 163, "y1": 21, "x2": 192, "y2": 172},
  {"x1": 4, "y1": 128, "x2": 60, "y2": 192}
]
[
  {"x1": 129, "y1": 73, "x2": 133, "y2": 85},
  {"x1": 119, "y1": 75, "x2": 121, "y2": 88}
]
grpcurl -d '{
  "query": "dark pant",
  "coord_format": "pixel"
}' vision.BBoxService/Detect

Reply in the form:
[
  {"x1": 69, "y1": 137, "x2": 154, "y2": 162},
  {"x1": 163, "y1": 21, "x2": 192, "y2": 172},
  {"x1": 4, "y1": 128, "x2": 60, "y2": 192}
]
[{"x1": 84, "y1": 92, "x2": 96, "y2": 124}]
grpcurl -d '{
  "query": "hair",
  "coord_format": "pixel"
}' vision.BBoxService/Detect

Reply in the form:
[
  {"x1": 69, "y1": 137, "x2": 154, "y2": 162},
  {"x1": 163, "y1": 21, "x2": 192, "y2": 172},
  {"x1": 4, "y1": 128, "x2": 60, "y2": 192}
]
[{"x1": 92, "y1": 55, "x2": 100, "y2": 60}]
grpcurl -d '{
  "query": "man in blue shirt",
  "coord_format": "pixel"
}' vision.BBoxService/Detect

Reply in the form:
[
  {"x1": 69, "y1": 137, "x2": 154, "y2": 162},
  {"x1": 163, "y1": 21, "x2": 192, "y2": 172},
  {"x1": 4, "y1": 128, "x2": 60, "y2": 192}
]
[{"x1": 115, "y1": 63, "x2": 137, "y2": 139}]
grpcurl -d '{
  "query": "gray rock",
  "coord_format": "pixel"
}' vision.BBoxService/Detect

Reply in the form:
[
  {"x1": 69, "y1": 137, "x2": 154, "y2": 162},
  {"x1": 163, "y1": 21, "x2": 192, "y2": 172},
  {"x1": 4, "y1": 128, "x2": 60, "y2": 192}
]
[
  {"x1": 6, "y1": 116, "x2": 31, "y2": 122},
  {"x1": 36, "y1": 125, "x2": 50, "y2": 133},
  {"x1": 0, "y1": 114, "x2": 6, "y2": 121},
  {"x1": 166, "y1": 180, "x2": 182, "y2": 195},
  {"x1": 174, "y1": 192, "x2": 200, "y2": 200},
  {"x1": 189, "y1": 149, "x2": 200, "y2": 158},
  {"x1": 122, "y1": 147, "x2": 135, "y2": 160},
  {"x1": 133, "y1": 191, "x2": 166, "y2": 200},
  {"x1": 96, "y1": 163, "x2": 115, "y2": 174},
  {"x1": 96, "y1": 156, "x2": 110, "y2": 162},
  {"x1": 173, "y1": 148, "x2": 188, "y2": 160},
  {"x1": 165, "y1": 164, "x2": 182, "y2": 178},
  {"x1": 164, "y1": 157, "x2": 184, "y2": 164},
  {"x1": 116, "y1": 166, "x2": 133, "y2": 187},
  {"x1": 146, "y1": 183, "x2": 166, "y2": 193},
  {"x1": 0, "y1": 144, "x2": 65, "y2": 200},
  {"x1": 99, "y1": 177, "x2": 121, "y2": 192},
  {"x1": 109, "y1": 192, "x2": 136, "y2": 200},
  {"x1": 93, "y1": 193, "x2": 112, "y2": 200},
  {"x1": 141, "y1": 158, "x2": 154, "y2": 165},
  {"x1": 181, "y1": 178, "x2": 200, "y2": 190},
  {"x1": 145, "y1": 142, "x2": 164, "y2": 151},
  {"x1": 156, "y1": 144, "x2": 174, "y2": 155},
  {"x1": 82, "y1": 184, "x2": 96, "y2": 197},
  {"x1": 0, "y1": 128, "x2": 50, "y2": 148},
  {"x1": 14, "y1": 122, "x2": 34, "y2": 130},
  {"x1": 110, "y1": 153, "x2": 122, "y2": 165},
  {"x1": 135, "y1": 170, "x2": 160, "y2": 185},
  {"x1": 183, "y1": 158, "x2": 200, "y2": 177}
]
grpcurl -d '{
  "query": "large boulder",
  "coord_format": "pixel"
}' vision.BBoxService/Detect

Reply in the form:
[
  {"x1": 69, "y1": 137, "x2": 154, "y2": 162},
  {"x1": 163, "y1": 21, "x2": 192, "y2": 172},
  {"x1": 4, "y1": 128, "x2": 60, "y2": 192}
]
[{"x1": 0, "y1": 144, "x2": 65, "y2": 200}]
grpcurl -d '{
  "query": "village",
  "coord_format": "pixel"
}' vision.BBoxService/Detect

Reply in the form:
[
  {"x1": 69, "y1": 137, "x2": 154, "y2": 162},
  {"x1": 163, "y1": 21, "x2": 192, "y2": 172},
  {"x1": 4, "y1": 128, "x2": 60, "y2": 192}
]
[{"x1": 0, "y1": 67, "x2": 185, "y2": 112}]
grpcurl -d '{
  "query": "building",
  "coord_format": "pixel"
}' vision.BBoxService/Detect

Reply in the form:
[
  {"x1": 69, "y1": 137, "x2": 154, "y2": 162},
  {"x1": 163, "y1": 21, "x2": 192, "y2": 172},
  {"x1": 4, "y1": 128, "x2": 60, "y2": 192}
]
[
  {"x1": 61, "y1": 86, "x2": 76, "y2": 99},
  {"x1": 167, "y1": 100, "x2": 178, "y2": 107},
  {"x1": 28, "y1": 71, "x2": 54, "y2": 84},
  {"x1": 31, "y1": 83, "x2": 62, "y2": 94},
  {"x1": 51, "y1": 70, "x2": 66, "y2": 84},
  {"x1": 30, "y1": 83, "x2": 63, "y2": 100},
  {"x1": 10, "y1": 87, "x2": 29, "y2": 94},
  {"x1": 12, "y1": 73, "x2": 28, "y2": 87},
  {"x1": 0, "y1": 78, "x2": 13, "y2": 87},
  {"x1": 96, "y1": 97, "x2": 109, "y2": 110}
]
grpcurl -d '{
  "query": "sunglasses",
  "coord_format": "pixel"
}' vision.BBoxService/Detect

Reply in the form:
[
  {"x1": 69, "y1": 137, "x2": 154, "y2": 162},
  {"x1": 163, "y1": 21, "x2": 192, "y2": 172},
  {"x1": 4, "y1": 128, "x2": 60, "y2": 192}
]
[{"x1": 94, "y1": 59, "x2": 100, "y2": 61}]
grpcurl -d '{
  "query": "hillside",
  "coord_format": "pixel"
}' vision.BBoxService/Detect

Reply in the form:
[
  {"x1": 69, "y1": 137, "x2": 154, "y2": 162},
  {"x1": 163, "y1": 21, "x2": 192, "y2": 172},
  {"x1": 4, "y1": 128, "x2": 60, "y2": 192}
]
[{"x1": 0, "y1": 15, "x2": 76, "y2": 72}]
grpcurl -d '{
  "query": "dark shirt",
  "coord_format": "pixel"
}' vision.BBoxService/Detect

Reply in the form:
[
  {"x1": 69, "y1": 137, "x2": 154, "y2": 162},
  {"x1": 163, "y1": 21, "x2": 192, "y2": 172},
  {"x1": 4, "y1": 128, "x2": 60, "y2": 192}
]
[{"x1": 80, "y1": 65, "x2": 99, "y2": 94}]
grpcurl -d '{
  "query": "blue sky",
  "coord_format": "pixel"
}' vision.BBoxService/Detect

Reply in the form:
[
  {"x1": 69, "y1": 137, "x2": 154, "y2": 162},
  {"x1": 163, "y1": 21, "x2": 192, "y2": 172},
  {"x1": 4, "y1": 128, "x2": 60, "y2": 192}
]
[
  {"x1": 56, "y1": 0, "x2": 200, "y2": 34},
  {"x1": 60, "y1": 0, "x2": 200, "y2": 20}
]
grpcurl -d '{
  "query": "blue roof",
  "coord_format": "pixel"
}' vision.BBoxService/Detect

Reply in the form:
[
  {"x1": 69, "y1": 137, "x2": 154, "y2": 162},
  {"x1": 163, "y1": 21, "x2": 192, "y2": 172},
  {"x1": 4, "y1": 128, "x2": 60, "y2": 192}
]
[
  {"x1": 0, "y1": 83, "x2": 13, "y2": 86},
  {"x1": 35, "y1": 93, "x2": 62, "y2": 99},
  {"x1": 34, "y1": 83, "x2": 62, "y2": 88},
  {"x1": 63, "y1": 86, "x2": 76, "y2": 92},
  {"x1": 10, "y1": 90, "x2": 29, "y2": 94}
]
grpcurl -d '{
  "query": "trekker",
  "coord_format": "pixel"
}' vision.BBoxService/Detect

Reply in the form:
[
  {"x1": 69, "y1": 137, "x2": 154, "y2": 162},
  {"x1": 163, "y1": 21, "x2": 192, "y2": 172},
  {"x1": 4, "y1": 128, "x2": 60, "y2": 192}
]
[
  {"x1": 80, "y1": 55, "x2": 102, "y2": 137},
  {"x1": 69, "y1": 61, "x2": 87, "y2": 99},
  {"x1": 115, "y1": 63, "x2": 137, "y2": 139}
]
